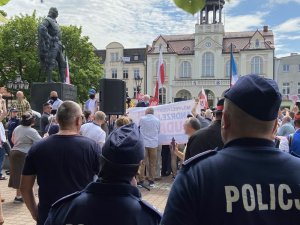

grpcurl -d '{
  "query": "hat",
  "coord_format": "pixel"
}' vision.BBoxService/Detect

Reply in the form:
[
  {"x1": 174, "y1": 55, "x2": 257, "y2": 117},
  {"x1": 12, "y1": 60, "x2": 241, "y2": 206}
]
[
  {"x1": 101, "y1": 123, "x2": 144, "y2": 166},
  {"x1": 224, "y1": 74, "x2": 282, "y2": 121},
  {"x1": 215, "y1": 98, "x2": 225, "y2": 113},
  {"x1": 10, "y1": 108, "x2": 19, "y2": 112},
  {"x1": 88, "y1": 89, "x2": 96, "y2": 95}
]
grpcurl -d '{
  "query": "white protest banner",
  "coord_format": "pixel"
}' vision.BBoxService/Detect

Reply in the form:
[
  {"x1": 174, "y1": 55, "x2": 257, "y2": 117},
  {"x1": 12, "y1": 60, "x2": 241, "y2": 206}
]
[{"x1": 127, "y1": 100, "x2": 196, "y2": 145}]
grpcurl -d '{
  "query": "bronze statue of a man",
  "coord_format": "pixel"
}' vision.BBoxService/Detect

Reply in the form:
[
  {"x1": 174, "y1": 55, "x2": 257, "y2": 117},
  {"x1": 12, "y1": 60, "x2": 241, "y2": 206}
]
[{"x1": 38, "y1": 7, "x2": 66, "y2": 83}]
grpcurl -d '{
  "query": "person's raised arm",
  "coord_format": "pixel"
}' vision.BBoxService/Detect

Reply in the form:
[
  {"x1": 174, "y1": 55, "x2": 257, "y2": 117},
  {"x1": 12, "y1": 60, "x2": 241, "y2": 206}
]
[{"x1": 191, "y1": 99, "x2": 199, "y2": 117}]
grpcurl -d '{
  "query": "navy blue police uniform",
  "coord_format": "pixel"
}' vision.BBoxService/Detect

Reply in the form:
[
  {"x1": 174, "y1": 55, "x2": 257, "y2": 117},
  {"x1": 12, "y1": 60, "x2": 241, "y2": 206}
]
[
  {"x1": 45, "y1": 123, "x2": 162, "y2": 225},
  {"x1": 161, "y1": 74, "x2": 300, "y2": 225},
  {"x1": 45, "y1": 181, "x2": 161, "y2": 225}
]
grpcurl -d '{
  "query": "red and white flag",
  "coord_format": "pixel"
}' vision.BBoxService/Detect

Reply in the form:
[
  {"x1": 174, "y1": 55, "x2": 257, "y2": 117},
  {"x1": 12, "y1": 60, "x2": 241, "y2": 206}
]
[
  {"x1": 153, "y1": 47, "x2": 165, "y2": 104},
  {"x1": 199, "y1": 88, "x2": 208, "y2": 109},
  {"x1": 65, "y1": 56, "x2": 71, "y2": 84}
]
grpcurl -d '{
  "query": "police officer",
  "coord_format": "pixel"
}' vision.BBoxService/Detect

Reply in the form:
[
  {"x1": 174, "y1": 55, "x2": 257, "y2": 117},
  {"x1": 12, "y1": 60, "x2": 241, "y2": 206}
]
[
  {"x1": 161, "y1": 74, "x2": 300, "y2": 225},
  {"x1": 45, "y1": 123, "x2": 161, "y2": 225}
]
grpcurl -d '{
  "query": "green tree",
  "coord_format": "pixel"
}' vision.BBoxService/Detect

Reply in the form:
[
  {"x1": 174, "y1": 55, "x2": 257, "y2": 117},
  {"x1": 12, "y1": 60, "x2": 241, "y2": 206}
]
[
  {"x1": 0, "y1": 12, "x2": 103, "y2": 103},
  {"x1": 61, "y1": 25, "x2": 103, "y2": 102}
]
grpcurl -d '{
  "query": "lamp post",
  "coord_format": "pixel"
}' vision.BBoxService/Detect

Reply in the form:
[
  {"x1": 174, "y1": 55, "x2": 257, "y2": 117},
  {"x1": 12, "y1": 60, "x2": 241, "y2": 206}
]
[
  {"x1": 6, "y1": 75, "x2": 30, "y2": 106},
  {"x1": 134, "y1": 75, "x2": 143, "y2": 99}
]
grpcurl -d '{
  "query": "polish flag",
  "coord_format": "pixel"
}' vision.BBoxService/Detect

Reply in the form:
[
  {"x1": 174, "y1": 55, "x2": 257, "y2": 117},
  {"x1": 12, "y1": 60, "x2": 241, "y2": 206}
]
[
  {"x1": 153, "y1": 47, "x2": 165, "y2": 104},
  {"x1": 65, "y1": 56, "x2": 71, "y2": 84},
  {"x1": 199, "y1": 88, "x2": 208, "y2": 109}
]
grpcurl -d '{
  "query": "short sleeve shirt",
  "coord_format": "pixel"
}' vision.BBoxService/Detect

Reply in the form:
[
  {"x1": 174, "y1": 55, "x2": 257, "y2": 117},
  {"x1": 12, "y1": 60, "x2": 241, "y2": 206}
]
[
  {"x1": 80, "y1": 122, "x2": 106, "y2": 145},
  {"x1": 22, "y1": 135, "x2": 101, "y2": 224}
]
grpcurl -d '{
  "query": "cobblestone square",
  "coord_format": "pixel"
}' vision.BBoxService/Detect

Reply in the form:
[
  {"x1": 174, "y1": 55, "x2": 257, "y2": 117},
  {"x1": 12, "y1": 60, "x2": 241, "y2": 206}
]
[{"x1": 0, "y1": 175, "x2": 172, "y2": 225}]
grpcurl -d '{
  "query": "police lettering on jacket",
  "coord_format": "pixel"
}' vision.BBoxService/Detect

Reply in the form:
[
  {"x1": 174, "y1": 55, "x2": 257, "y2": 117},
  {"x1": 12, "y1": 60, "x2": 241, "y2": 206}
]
[{"x1": 225, "y1": 184, "x2": 300, "y2": 213}]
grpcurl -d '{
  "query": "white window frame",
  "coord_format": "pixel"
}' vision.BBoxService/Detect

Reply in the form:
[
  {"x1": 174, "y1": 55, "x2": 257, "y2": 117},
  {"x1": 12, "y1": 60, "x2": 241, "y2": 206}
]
[
  {"x1": 180, "y1": 61, "x2": 192, "y2": 78},
  {"x1": 123, "y1": 69, "x2": 128, "y2": 79},
  {"x1": 202, "y1": 52, "x2": 214, "y2": 77},
  {"x1": 225, "y1": 60, "x2": 230, "y2": 77},
  {"x1": 159, "y1": 87, "x2": 166, "y2": 104},
  {"x1": 110, "y1": 52, "x2": 119, "y2": 62},
  {"x1": 255, "y1": 39, "x2": 260, "y2": 48},
  {"x1": 251, "y1": 56, "x2": 263, "y2": 75},
  {"x1": 111, "y1": 69, "x2": 117, "y2": 79},
  {"x1": 282, "y1": 82, "x2": 290, "y2": 95},
  {"x1": 283, "y1": 64, "x2": 290, "y2": 72},
  {"x1": 133, "y1": 87, "x2": 138, "y2": 99},
  {"x1": 133, "y1": 68, "x2": 140, "y2": 79}
]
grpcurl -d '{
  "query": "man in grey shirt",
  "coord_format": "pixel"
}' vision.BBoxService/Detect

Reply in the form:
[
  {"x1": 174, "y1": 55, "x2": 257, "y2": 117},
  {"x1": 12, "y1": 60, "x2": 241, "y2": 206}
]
[
  {"x1": 138, "y1": 108, "x2": 160, "y2": 188},
  {"x1": 277, "y1": 116, "x2": 295, "y2": 136}
]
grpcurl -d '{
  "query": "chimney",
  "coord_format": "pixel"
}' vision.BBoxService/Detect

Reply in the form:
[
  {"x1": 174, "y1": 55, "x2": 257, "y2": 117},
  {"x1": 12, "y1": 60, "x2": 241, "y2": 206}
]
[{"x1": 263, "y1": 25, "x2": 269, "y2": 32}]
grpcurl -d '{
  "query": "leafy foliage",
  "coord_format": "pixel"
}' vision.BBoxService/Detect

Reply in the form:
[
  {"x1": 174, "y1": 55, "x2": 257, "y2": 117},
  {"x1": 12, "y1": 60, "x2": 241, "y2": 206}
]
[
  {"x1": 0, "y1": 12, "x2": 103, "y2": 103},
  {"x1": 0, "y1": 0, "x2": 10, "y2": 6}
]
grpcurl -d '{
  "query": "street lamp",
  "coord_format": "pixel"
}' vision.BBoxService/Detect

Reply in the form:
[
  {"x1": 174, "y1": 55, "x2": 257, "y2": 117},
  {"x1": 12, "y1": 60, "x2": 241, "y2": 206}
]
[
  {"x1": 6, "y1": 74, "x2": 30, "y2": 105},
  {"x1": 134, "y1": 75, "x2": 143, "y2": 99}
]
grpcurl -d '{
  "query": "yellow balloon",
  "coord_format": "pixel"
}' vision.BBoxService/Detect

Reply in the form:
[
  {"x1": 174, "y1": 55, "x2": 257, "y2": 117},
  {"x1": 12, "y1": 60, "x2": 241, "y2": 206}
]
[{"x1": 0, "y1": 0, "x2": 10, "y2": 6}]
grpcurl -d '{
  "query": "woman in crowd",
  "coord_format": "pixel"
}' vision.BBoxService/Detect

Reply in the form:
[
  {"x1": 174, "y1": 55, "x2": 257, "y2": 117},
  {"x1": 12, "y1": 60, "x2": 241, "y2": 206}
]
[
  {"x1": 115, "y1": 116, "x2": 131, "y2": 129},
  {"x1": 8, "y1": 112, "x2": 42, "y2": 203}
]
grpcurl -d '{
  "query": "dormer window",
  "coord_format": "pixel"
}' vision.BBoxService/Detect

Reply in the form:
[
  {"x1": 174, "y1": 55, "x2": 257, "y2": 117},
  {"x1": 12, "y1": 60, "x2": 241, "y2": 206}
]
[
  {"x1": 183, "y1": 46, "x2": 190, "y2": 51},
  {"x1": 255, "y1": 39, "x2": 260, "y2": 48},
  {"x1": 134, "y1": 55, "x2": 139, "y2": 61}
]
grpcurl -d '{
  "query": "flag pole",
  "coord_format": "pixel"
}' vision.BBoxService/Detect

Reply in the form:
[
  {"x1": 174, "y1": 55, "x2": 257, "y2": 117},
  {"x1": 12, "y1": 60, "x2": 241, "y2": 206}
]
[{"x1": 229, "y1": 43, "x2": 233, "y2": 88}]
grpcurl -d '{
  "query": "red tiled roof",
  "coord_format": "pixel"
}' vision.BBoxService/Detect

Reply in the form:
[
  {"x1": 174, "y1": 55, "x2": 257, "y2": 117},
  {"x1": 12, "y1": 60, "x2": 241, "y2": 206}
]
[{"x1": 149, "y1": 29, "x2": 274, "y2": 54}]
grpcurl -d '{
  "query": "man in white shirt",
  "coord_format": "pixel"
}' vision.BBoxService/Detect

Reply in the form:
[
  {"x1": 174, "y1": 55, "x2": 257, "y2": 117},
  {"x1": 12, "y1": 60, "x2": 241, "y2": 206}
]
[
  {"x1": 48, "y1": 91, "x2": 63, "y2": 114},
  {"x1": 84, "y1": 89, "x2": 98, "y2": 115},
  {"x1": 80, "y1": 111, "x2": 106, "y2": 148},
  {"x1": 138, "y1": 108, "x2": 160, "y2": 187}
]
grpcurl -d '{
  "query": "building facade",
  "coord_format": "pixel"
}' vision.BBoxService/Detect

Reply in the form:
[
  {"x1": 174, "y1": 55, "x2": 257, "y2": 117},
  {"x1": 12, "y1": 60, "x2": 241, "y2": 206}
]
[
  {"x1": 95, "y1": 42, "x2": 146, "y2": 99},
  {"x1": 275, "y1": 53, "x2": 300, "y2": 107},
  {"x1": 146, "y1": 0, "x2": 275, "y2": 105}
]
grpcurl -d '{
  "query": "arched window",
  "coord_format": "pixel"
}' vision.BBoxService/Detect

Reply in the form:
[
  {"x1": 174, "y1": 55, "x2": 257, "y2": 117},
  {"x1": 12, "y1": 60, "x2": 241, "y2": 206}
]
[
  {"x1": 205, "y1": 90, "x2": 215, "y2": 107},
  {"x1": 183, "y1": 46, "x2": 190, "y2": 51},
  {"x1": 202, "y1": 52, "x2": 214, "y2": 77},
  {"x1": 176, "y1": 89, "x2": 192, "y2": 100},
  {"x1": 225, "y1": 60, "x2": 230, "y2": 77},
  {"x1": 180, "y1": 61, "x2": 192, "y2": 78},
  {"x1": 159, "y1": 87, "x2": 166, "y2": 104},
  {"x1": 251, "y1": 56, "x2": 263, "y2": 74}
]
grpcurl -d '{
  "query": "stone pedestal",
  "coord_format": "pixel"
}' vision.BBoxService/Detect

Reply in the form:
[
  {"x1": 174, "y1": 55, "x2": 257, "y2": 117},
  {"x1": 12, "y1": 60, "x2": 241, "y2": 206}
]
[{"x1": 30, "y1": 82, "x2": 77, "y2": 113}]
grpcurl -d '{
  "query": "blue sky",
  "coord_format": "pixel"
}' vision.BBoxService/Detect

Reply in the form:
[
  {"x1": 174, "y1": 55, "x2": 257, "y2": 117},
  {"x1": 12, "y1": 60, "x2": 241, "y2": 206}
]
[{"x1": 2, "y1": 0, "x2": 300, "y2": 57}]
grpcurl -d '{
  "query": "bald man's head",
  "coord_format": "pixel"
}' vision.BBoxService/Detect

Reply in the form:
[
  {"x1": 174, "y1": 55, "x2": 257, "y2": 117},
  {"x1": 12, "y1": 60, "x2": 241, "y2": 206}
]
[
  {"x1": 57, "y1": 101, "x2": 82, "y2": 131},
  {"x1": 16, "y1": 91, "x2": 24, "y2": 100},
  {"x1": 50, "y1": 91, "x2": 58, "y2": 98}
]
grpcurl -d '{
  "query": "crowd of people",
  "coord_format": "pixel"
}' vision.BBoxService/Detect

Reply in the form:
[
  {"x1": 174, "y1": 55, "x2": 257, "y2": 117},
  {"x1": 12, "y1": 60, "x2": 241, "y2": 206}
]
[{"x1": 0, "y1": 74, "x2": 300, "y2": 224}]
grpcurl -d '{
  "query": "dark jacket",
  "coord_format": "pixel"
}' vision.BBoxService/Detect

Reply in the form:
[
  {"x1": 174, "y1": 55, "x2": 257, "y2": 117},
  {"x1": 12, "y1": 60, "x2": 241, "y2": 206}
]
[
  {"x1": 7, "y1": 117, "x2": 20, "y2": 147},
  {"x1": 45, "y1": 181, "x2": 162, "y2": 225},
  {"x1": 40, "y1": 112, "x2": 50, "y2": 133},
  {"x1": 136, "y1": 101, "x2": 149, "y2": 107},
  {"x1": 162, "y1": 138, "x2": 300, "y2": 225},
  {"x1": 196, "y1": 115, "x2": 211, "y2": 129},
  {"x1": 185, "y1": 120, "x2": 223, "y2": 160}
]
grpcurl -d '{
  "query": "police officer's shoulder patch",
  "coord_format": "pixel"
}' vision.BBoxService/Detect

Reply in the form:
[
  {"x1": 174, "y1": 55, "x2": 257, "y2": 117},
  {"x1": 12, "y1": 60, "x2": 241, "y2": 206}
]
[
  {"x1": 51, "y1": 191, "x2": 82, "y2": 208},
  {"x1": 139, "y1": 199, "x2": 162, "y2": 219},
  {"x1": 183, "y1": 149, "x2": 218, "y2": 168}
]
